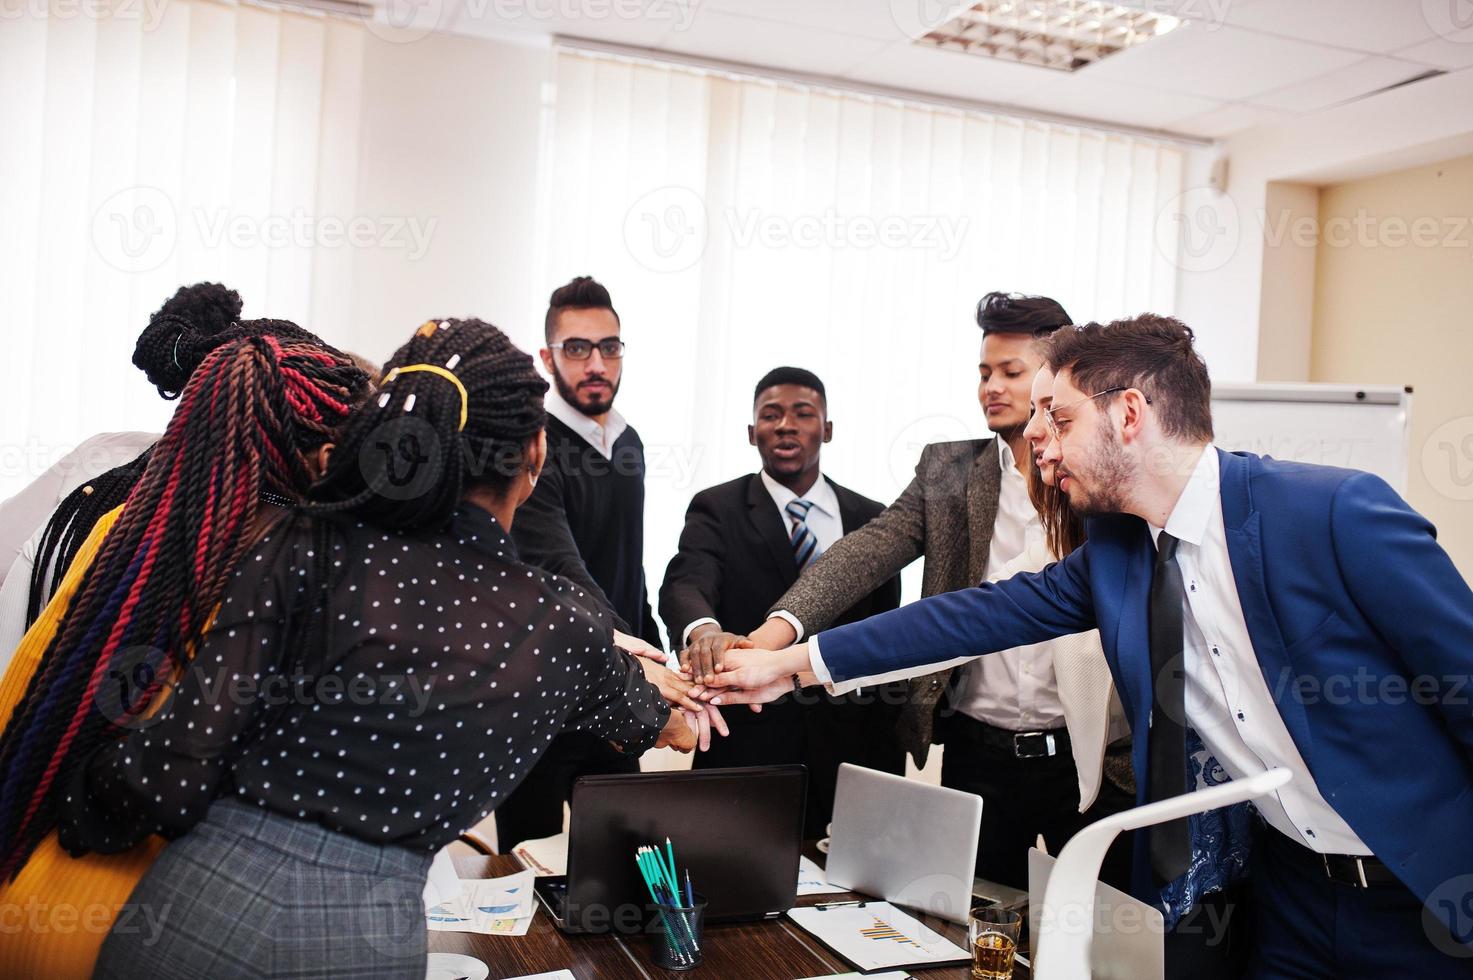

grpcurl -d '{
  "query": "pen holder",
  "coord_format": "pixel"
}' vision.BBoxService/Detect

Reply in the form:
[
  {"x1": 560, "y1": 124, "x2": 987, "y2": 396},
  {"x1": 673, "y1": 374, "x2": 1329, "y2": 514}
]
[{"x1": 650, "y1": 893, "x2": 706, "y2": 971}]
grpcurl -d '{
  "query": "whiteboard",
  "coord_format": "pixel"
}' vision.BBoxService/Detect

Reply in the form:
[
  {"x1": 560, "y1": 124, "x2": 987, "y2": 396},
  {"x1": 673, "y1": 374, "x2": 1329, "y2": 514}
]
[{"x1": 1210, "y1": 383, "x2": 1412, "y2": 493}]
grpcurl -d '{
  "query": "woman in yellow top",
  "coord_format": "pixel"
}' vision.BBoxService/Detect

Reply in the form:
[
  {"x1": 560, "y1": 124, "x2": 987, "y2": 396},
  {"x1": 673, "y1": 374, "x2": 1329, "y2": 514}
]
[{"x1": 0, "y1": 319, "x2": 369, "y2": 977}]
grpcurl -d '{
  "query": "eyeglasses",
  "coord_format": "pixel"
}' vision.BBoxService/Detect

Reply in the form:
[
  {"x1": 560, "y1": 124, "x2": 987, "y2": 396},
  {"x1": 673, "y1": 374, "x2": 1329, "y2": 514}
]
[
  {"x1": 1044, "y1": 386, "x2": 1149, "y2": 439},
  {"x1": 549, "y1": 337, "x2": 626, "y2": 361}
]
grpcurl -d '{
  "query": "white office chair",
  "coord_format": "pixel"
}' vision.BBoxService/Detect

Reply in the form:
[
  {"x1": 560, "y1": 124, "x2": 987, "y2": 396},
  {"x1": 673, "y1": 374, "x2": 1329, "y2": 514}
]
[{"x1": 1032, "y1": 768, "x2": 1293, "y2": 980}]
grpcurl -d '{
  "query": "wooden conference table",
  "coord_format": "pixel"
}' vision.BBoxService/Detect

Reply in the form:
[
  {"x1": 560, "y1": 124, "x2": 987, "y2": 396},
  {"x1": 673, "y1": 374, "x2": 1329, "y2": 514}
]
[{"x1": 430, "y1": 846, "x2": 1033, "y2": 979}]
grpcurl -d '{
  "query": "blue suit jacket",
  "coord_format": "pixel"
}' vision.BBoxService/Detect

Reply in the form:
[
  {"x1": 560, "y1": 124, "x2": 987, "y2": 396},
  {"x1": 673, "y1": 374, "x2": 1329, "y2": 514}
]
[{"x1": 819, "y1": 450, "x2": 1473, "y2": 943}]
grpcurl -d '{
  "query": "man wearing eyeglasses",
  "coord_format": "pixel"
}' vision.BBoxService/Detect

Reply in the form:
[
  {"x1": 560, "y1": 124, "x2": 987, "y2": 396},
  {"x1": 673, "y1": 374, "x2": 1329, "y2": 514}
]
[{"x1": 497, "y1": 274, "x2": 666, "y2": 851}]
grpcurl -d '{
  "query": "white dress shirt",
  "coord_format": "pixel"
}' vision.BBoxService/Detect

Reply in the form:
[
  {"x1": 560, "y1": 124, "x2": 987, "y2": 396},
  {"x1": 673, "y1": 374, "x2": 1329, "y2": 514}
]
[
  {"x1": 1151, "y1": 445, "x2": 1370, "y2": 855},
  {"x1": 949, "y1": 438, "x2": 1068, "y2": 731},
  {"x1": 680, "y1": 470, "x2": 842, "y2": 647},
  {"x1": 545, "y1": 386, "x2": 628, "y2": 460},
  {"x1": 822, "y1": 533, "x2": 1129, "y2": 810}
]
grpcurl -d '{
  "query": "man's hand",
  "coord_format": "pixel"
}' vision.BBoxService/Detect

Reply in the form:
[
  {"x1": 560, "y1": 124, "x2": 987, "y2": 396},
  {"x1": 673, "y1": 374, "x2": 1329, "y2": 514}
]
[
  {"x1": 656, "y1": 708, "x2": 698, "y2": 753},
  {"x1": 746, "y1": 617, "x2": 798, "y2": 652},
  {"x1": 680, "y1": 624, "x2": 748, "y2": 686},
  {"x1": 703, "y1": 644, "x2": 815, "y2": 706},
  {"x1": 614, "y1": 629, "x2": 667, "y2": 664},
  {"x1": 637, "y1": 655, "x2": 707, "y2": 713}
]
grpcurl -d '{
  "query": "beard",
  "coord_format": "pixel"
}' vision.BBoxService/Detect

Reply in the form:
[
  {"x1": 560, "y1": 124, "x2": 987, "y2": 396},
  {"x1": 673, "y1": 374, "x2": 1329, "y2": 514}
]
[
  {"x1": 553, "y1": 366, "x2": 620, "y2": 417},
  {"x1": 1059, "y1": 424, "x2": 1133, "y2": 517}
]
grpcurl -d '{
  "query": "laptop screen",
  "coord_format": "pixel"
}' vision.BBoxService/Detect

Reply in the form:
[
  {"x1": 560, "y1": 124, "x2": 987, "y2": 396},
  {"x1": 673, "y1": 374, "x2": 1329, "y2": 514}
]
[{"x1": 560, "y1": 765, "x2": 807, "y2": 932}]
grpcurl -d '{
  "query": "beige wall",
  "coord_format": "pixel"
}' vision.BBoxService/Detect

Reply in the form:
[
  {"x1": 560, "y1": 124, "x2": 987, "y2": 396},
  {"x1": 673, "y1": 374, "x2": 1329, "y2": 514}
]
[{"x1": 1310, "y1": 154, "x2": 1473, "y2": 579}]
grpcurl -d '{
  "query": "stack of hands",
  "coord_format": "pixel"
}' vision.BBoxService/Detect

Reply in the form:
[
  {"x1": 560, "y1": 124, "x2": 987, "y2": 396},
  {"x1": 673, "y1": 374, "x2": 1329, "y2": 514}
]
[{"x1": 614, "y1": 622, "x2": 820, "y2": 755}]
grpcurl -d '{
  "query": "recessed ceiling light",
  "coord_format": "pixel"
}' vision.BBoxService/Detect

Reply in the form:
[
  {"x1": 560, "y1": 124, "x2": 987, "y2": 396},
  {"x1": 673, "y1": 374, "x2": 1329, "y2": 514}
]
[{"x1": 918, "y1": 1, "x2": 1183, "y2": 72}]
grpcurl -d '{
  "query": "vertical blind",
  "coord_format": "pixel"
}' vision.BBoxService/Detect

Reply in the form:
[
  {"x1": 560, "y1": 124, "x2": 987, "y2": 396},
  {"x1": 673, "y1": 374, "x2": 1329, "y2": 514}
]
[
  {"x1": 538, "y1": 49, "x2": 1185, "y2": 608},
  {"x1": 0, "y1": 0, "x2": 366, "y2": 500}
]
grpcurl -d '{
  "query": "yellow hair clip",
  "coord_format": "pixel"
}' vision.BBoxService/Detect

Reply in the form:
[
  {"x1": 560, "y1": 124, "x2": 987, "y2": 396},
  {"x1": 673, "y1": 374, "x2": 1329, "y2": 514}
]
[{"x1": 383, "y1": 361, "x2": 468, "y2": 431}]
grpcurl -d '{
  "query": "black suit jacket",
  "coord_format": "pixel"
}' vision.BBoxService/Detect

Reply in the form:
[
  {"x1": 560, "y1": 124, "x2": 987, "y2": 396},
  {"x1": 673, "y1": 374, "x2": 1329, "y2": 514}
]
[
  {"x1": 659, "y1": 473, "x2": 900, "y2": 642},
  {"x1": 659, "y1": 472, "x2": 903, "y2": 834}
]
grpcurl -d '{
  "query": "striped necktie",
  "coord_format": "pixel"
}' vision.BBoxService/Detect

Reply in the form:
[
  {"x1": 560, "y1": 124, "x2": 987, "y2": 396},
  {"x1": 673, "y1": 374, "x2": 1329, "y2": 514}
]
[{"x1": 786, "y1": 499, "x2": 818, "y2": 569}]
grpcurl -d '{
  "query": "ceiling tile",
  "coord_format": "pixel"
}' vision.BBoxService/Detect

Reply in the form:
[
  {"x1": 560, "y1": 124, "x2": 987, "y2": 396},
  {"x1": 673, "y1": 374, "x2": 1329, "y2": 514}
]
[
  {"x1": 1223, "y1": 0, "x2": 1439, "y2": 54},
  {"x1": 1395, "y1": 28, "x2": 1473, "y2": 69},
  {"x1": 691, "y1": 0, "x2": 933, "y2": 43},
  {"x1": 1079, "y1": 21, "x2": 1365, "y2": 101},
  {"x1": 451, "y1": 0, "x2": 679, "y2": 46},
  {"x1": 1252, "y1": 56, "x2": 1437, "y2": 113},
  {"x1": 656, "y1": 10, "x2": 891, "y2": 77},
  {"x1": 1165, "y1": 101, "x2": 1293, "y2": 139}
]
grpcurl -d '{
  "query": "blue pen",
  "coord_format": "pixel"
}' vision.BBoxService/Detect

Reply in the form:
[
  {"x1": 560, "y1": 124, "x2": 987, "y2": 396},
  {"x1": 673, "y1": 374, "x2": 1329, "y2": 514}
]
[{"x1": 684, "y1": 869, "x2": 694, "y2": 907}]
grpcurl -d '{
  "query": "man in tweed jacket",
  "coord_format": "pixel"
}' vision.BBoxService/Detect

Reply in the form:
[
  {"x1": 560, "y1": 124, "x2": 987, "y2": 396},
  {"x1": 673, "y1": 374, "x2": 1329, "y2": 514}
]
[{"x1": 726, "y1": 292, "x2": 1130, "y2": 889}]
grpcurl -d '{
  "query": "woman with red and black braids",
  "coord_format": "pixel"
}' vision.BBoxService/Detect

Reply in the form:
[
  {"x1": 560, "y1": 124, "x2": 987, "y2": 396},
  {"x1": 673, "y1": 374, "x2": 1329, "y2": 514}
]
[
  {"x1": 0, "y1": 325, "x2": 369, "y2": 978},
  {"x1": 64, "y1": 318, "x2": 704, "y2": 979},
  {"x1": 0, "y1": 281, "x2": 342, "y2": 666}
]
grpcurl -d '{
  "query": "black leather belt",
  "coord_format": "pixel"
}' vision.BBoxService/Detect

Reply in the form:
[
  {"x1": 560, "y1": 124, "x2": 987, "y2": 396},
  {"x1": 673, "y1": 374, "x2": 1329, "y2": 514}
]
[
  {"x1": 954, "y1": 715, "x2": 1070, "y2": 759},
  {"x1": 1269, "y1": 827, "x2": 1399, "y2": 889}
]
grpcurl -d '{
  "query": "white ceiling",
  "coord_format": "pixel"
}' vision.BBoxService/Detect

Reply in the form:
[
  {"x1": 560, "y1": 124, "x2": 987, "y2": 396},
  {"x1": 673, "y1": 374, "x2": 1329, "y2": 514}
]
[{"x1": 440, "y1": 0, "x2": 1473, "y2": 142}]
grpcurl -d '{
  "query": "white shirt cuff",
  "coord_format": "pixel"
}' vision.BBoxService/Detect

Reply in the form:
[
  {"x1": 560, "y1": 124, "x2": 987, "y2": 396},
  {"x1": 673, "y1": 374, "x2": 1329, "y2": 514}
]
[
  {"x1": 807, "y1": 633, "x2": 837, "y2": 692},
  {"x1": 680, "y1": 618, "x2": 720, "y2": 648},
  {"x1": 768, "y1": 610, "x2": 805, "y2": 643}
]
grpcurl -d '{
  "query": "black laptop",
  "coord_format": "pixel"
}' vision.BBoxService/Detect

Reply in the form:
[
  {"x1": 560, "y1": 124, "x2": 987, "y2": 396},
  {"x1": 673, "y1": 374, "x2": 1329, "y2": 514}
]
[{"x1": 533, "y1": 765, "x2": 806, "y2": 934}]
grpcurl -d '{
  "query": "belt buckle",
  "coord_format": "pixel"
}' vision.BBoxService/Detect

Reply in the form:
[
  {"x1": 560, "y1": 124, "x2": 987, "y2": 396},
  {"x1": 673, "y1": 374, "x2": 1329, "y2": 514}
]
[
  {"x1": 1322, "y1": 853, "x2": 1369, "y2": 889},
  {"x1": 1012, "y1": 731, "x2": 1057, "y2": 759}
]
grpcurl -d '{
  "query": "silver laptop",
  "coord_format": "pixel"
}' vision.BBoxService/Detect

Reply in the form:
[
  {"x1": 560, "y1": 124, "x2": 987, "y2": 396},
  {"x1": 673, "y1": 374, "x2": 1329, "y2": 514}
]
[
  {"x1": 824, "y1": 763, "x2": 983, "y2": 925},
  {"x1": 1028, "y1": 847, "x2": 1164, "y2": 979}
]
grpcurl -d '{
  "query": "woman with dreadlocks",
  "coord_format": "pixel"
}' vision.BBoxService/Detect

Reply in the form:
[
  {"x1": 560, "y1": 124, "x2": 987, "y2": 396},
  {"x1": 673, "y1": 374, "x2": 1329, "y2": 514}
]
[
  {"x1": 0, "y1": 282, "x2": 333, "y2": 667},
  {"x1": 0, "y1": 327, "x2": 368, "y2": 978},
  {"x1": 55, "y1": 318, "x2": 701, "y2": 979}
]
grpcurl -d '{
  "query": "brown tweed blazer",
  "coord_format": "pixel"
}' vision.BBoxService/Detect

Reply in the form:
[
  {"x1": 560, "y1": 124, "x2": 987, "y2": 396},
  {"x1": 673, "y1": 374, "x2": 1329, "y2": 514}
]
[{"x1": 768, "y1": 437, "x2": 1002, "y2": 767}]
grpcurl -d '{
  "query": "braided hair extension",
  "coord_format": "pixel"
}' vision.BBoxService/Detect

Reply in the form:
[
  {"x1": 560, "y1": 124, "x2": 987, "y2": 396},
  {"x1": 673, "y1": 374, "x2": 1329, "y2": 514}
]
[
  {"x1": 0, "y1": 336, "x2": 368, "y2": 877},
  {"x1": 276, "y1": 319, "x2": 549, "y2": 715},
  {"x1": 23, "y1": 285, "x2": 335, "y2": 626},
  {"x1": 310, "y1": 317, "x2": 549, "y2": 532},
  {"x1": 25, "y1": 448, "x2": 152, "y2": 627},
  {"x1": 131, "y1": 282, "x2": 323, "y2": 400}
]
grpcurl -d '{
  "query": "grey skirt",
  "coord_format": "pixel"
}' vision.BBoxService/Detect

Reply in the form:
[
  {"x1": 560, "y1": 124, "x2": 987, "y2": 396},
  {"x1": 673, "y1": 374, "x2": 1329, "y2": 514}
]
[{"x1": 95, "y1": 797, "x2": 434, "y2": 980}]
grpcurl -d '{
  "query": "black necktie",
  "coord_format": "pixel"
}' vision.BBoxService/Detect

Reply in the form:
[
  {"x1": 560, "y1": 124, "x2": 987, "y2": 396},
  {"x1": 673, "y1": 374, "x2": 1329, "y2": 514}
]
[{"x1": 1148, "y1": 531, "x2": 1192, "y2": 884}]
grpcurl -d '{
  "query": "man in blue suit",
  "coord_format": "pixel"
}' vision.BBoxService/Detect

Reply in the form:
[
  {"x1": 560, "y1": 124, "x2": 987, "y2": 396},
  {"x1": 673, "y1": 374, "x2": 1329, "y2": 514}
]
[{"x1": 705, "y1": 314, "x2": 1473, "y2": 978}]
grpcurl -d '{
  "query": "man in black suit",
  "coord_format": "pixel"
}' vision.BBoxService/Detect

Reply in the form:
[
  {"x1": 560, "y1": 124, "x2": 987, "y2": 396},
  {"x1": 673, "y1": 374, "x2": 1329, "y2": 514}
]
[{"x1": 660, "y1": 367, "x2": 902, "y2": 836}]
